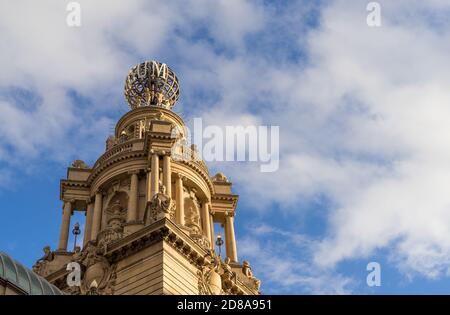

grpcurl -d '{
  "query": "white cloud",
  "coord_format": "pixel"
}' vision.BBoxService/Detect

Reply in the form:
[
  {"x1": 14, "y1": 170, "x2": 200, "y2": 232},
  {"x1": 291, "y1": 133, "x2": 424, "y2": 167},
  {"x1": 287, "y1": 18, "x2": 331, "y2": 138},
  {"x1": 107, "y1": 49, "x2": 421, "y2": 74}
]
[
  {"x1": 238, "y1": 225, "x2": 354, "y2": 294},
  {"x1": 182, "y1": 0, "x2": 450, "y2": 284},
  {"x1": 2, "y1": 0, "x2": 450, "y2": 292},
  {"x1": 0, "y1": 0, "x2": 264, "y2": 165},
  {"x1": 224, "y1": 0, "x2": 450, "y2": 282}
]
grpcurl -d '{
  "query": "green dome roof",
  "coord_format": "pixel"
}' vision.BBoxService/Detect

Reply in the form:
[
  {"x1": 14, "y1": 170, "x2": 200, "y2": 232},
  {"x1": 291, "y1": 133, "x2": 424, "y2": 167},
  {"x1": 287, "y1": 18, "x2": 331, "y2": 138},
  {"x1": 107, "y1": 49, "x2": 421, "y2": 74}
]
[{"x1": 0, "y1": 252, "x2": 63, "y2": 295}]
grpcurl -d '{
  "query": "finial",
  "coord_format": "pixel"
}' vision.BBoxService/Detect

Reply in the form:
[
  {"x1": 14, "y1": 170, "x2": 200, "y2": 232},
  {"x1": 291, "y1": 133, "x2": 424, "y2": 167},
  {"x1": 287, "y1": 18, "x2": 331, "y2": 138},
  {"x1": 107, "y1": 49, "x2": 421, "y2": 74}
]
[
  {"x1": 72, "y1": 222, "x2": 81, "y2": 252},
  {"x1": 124, "y1": 60, "x2": 180, "y2": 110},
  {"x1": 215, "y1": 234, "x2": 224, "y2": 257}
]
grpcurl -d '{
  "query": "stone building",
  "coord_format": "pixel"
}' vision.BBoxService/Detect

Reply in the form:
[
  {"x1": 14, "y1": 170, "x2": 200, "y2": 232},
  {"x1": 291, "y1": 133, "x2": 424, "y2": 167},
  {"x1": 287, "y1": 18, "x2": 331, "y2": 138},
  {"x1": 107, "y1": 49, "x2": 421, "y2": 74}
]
[{"x1": 33, "y1": 61, "x2": 260, "y2": 295}]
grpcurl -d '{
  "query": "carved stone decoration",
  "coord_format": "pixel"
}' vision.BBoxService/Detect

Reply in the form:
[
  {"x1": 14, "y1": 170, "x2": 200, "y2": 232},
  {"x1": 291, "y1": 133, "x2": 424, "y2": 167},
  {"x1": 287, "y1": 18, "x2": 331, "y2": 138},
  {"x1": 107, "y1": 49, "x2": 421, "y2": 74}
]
[
  {"x1": 242, "y1": 260, "x2": 261, "y2": 292},
  {"x1": 120, "y1": 178, "x2": 131, "y2": 189},
  {"x1": 185, "y1": 189, "x2": 202, "y2": 234},
  {"x1": 71, "y1": 242, "x2": 117, "y2": 295},
  {"x1": 74, "y1": 242, "x2": 102, "y2": 269},
  {"x1": 198, "y1": 255, "x2": 222, "y2": 295},
  {"x1": 65, "y1": 284, "x2": 82, "y2": 295},
  {"x1": 185, "y1": 206, "x2": 202, "y2": 234},
  {"x1": 221, "y1": 257, "x2": 236, "y2": 291},
  {"x1": 72, "y1": 246, "x2": 82, "y2": 261},
  {"x1": 212, "y1": 172, "x2": 228, "y2": 183},
  {"x1": 190, "y1": 233, "x2": 211, "y2": 250},
  {"x1": 32, "y1": 245, "x2": 54, "y2": 275},
  {"x1": 98, "y1": 201, "x2": 125, "y2": 254},
  {"x1": 106, "y1": 135, "x2": 117, "y2": 150},
  {"x1": 71, "y1": 160, "x2": 89, "y2": 169},
  {"x1": 82, "y1": 260, "x2": 111, "y2": 295},
  {"x1": 144, "y1": 185, "x2": 175, "y2": 224}
]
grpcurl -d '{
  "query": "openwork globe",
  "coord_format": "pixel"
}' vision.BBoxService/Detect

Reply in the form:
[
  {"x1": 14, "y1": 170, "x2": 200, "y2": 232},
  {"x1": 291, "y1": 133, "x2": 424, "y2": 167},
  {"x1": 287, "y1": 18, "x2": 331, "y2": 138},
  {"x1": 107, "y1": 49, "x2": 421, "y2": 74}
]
[{"x1": 124, "y1": 60, "x2": 180, "y2": 110}]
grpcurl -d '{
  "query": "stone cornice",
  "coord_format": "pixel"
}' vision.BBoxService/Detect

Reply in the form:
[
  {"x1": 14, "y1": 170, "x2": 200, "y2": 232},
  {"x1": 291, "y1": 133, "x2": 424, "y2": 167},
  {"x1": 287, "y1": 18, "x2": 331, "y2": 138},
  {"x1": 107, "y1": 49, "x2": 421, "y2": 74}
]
[
  {"x1": 43, "y1": 218, "x2": 258, "y2": 295},
  {"x1": 86, "y1": 142, "x2": 214, "y2": 198},
  {"x1": 67, "y1": 166, "x2": 92, "y2": 173},
  {"x1": 60, "y1": 179, "x2": 89, "y2": 188},
  {"x1": 173, "y1": 159, "x2": 214, "y2": 194},
  {"x1": 87, "y1": 150, "x2": 146, "y2": 185},
  {"x1": 105, "y1": 218, "x2": 208, "y2": 268},
  {"x1": 115, "y1": 106, "x2": 186, "y2": 138},
  {"x1": 211, "y1": 193, "x2": 239, "y2": 208},
  {"x1": 60, "y1": 180, "x2": 90, "y2": 200}
]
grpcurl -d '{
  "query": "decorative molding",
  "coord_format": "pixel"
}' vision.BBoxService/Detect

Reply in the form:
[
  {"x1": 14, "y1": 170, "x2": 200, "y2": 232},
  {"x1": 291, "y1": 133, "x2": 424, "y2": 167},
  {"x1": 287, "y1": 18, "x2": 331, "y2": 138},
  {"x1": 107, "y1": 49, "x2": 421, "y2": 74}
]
[
  {"x1": 144, "y1": 187, "x2": 176, "y2": 225},
  {"x1": 127, "y1": 169, "x2": 141, "y2": 176}
]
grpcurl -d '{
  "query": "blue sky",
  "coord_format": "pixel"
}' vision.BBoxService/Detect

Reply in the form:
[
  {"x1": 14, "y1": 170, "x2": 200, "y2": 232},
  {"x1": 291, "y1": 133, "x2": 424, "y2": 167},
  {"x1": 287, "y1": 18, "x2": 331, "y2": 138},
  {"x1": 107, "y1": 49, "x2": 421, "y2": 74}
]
[{"x1": 2, "y1": 0, "x2": 450, "y2": 294}]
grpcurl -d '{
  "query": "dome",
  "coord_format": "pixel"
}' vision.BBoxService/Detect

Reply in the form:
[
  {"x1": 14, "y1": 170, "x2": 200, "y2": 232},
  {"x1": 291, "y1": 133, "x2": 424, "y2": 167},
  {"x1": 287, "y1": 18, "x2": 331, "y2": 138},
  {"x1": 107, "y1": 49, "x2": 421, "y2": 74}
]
[
  {"x1": 0, "y1": 252, "x2": 63, "y2": 295},
  {"x1": 124, "y1": 60, "x2": 180, "y2": 110}
]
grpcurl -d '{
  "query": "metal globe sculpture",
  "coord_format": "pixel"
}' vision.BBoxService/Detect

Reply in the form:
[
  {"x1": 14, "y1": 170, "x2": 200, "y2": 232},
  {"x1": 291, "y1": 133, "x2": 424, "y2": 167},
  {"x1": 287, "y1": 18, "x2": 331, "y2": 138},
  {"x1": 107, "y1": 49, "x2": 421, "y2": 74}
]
[{"x1": 124, "y1": 60, "x2": 180, "y2": 110}]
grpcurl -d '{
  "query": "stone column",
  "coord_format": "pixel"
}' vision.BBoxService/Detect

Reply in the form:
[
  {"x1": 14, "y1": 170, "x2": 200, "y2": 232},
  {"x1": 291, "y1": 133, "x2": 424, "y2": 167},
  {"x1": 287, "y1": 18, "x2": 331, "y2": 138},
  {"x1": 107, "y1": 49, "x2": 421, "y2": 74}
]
[
  {"x1": 163, "y1": 153, "x2": 171, "y2": 197},
  {"x1": 127, "y1": 171, "x2": 139, "y2": 222},
  {"x1": 146, "y1": 166, "x2": 152, "y2": 203},
  {"x1": 175, "y1": 175, "x2": 185, "y2": 225},
  {"x1": 210, "y1": 209, "x2": 215, "y2": 249},
  {"x1": 224, "y1": 212, "x2": 238, "y2": 262},
  {"x1": 58, "y1": 199, "x2": 73, "y2": 251},
  {"x1": 201, "y1": 201, "x2": 211, "y2": 243},
  {"x1": 83, "y1": 199, "x2": 94, "y2": 246},
  {"x1": 91, "y1": 191, "x2": 103, "y2": 241},
  {"x1": 150, "y1": 151, "x2": 159, "y2": 198}
]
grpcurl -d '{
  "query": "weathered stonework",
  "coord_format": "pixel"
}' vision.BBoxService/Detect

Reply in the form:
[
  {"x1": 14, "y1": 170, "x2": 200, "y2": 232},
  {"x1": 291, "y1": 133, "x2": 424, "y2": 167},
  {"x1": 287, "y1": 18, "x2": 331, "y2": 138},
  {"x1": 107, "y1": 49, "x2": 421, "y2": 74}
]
[{"x1": 34, "y1": 60, "x2": 260, "y2": 295}]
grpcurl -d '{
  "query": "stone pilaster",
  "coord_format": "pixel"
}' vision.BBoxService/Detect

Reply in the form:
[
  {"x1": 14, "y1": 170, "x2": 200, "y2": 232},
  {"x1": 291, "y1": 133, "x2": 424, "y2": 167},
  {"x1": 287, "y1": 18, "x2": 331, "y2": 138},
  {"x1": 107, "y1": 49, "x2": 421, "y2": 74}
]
[
  {"x1": 58, "y1": 199, "x2": 73, "y2": 251},
  {"x1": 83, "y1": 197, "x2": 94, "y2": 246},
  {"x1": 175, "y1": 174, "x2": 185, "y2": 225},
  {"x1": 224, "y1": 211, "x2": 238, "y2": 262},
  {"x1": 201, "y1": 201, "x2": 211, "y2": 246},
  {"x1": 162, "y1": 153, "x2": 171, "y2": 197},
  {"x1": 91, "y1": 190, "x2": 103, "y2": 241},
  {"x1": 146, "y1": 166, "x2": 152, "y2": 203},
  {"x1": 150, "y1": 150, "x2": 159, "y2": 198},
  {"x1": 127, "y1": 170, "x2": 139, "y2": 222},
  {"x1": 210, "y1": 209, "x2": 215, "y2": 249}
]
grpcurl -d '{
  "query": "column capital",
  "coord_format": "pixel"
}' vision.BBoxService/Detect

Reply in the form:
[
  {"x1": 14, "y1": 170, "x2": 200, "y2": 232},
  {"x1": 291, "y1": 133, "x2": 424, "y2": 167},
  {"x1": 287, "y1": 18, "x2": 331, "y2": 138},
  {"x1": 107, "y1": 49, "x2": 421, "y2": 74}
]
[
  {"x1": 161, "y1": 150, "x2": 172, "y2": 157},
  {"x1": 128, "y1": 169, "x2": 141, "y2": 176},
  {"x1": 175, "y1": 173, "x2": 187, "y2": 182},
  {"x1": 225, "y1": 211, "x2": 235, "y2": 218},
  {"x1": 85, "y1": 196, "x2": 94, "y2": 204},
  {"x1": 210, "y1": 209, "x2": 216, "y2": 216},
  {"x1": 149, "y1": 149, "x2": 161, "y2": 155},
  {"x1": 150, "y1": 149, "x2": 172, "y2": 156},
  {"x1": 63, "y1": 198, "x2": 76, "y2": 205}
]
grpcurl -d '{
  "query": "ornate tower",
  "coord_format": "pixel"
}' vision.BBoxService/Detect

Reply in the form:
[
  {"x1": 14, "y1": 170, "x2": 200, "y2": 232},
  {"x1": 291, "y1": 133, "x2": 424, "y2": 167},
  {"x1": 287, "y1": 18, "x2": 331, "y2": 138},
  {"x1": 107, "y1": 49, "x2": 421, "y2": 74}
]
[{"x1": 33, "y1": 61, "x2": 260, "y2": 295}]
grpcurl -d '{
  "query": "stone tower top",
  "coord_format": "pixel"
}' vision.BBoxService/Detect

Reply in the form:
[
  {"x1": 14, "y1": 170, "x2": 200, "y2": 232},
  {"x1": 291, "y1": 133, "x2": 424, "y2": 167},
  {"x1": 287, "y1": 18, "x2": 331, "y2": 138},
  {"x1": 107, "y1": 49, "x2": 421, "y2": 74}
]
[
  {"x1": 34, "y1": 60, "x2": 261, "y2": 295},
  {"x1": 124, "y1": 60, "x2": 180, "y2": 110}
]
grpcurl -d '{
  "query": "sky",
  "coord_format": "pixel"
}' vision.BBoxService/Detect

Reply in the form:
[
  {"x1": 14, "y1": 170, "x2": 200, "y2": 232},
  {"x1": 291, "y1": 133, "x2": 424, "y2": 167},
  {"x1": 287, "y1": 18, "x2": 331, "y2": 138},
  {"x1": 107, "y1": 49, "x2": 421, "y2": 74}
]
[{"x1": 1, "y1": 0, "x2": 450, "y2": 294}]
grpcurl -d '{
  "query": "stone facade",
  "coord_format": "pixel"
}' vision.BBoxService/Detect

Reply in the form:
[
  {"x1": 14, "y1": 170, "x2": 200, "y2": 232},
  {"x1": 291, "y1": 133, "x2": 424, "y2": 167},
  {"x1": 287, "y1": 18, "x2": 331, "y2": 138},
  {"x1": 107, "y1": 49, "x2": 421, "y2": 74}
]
[{"x1": 33, "y1": 61, "x2": 260, "y2": 295}]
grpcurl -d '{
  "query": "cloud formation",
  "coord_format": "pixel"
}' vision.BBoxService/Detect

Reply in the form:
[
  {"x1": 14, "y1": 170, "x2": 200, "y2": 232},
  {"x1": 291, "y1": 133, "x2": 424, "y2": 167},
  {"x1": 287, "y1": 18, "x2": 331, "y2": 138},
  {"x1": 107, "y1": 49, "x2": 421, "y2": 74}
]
[{"x1": 2, "y1": 0, "x2": 450, "y2": 292}]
